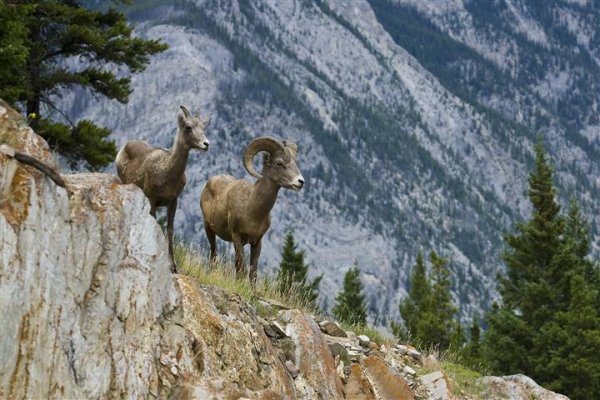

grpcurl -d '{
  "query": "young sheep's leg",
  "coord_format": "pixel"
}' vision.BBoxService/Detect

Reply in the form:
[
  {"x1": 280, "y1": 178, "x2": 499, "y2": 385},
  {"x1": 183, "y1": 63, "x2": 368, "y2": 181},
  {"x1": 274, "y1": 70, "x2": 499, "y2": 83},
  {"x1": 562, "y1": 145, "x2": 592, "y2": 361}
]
[
  {"x1": 249, "y1": 240, "x2": 262, "y2": 285},
  {"x1": 205, "y1": 223, "x2": 217, "y2": 266},
  {"x1": 232, "y1": 233, "x2": 245, "y2": 279},
  {"x1": 167, "y1": 199, "x2": 178, "y2": 273}
]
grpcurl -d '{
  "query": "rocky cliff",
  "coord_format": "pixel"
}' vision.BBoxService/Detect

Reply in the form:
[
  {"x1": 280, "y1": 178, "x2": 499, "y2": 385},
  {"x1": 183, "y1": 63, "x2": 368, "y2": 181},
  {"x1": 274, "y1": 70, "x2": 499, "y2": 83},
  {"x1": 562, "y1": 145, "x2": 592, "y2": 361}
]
[{"x1": 0, "y1": 102, "x2": 568, "y2": 399}]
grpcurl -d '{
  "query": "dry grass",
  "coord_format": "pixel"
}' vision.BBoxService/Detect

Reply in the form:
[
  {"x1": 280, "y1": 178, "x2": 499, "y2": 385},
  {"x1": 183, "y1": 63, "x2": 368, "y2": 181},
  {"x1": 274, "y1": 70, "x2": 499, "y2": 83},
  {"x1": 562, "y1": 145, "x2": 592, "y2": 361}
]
[
  {"x1": 174, "y1": 243, "x2": 318, "y2": 315},
  {"x1": 418, "y1": 347, "x2": 488, "y2": 399},
  {"x1": 176, "y1": 243, "x2": 398, "y2": 346},
  {"x1": 339, "y1": 322, "x2": 395, "y2": 345}
]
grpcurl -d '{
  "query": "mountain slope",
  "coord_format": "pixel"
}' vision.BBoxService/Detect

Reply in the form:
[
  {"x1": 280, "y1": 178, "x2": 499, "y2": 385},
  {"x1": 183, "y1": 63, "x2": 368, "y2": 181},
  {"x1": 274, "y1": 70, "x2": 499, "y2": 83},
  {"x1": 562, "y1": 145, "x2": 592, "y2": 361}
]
[{"x1": 60, "y1": 0, "x2": 600, "y2": 323}]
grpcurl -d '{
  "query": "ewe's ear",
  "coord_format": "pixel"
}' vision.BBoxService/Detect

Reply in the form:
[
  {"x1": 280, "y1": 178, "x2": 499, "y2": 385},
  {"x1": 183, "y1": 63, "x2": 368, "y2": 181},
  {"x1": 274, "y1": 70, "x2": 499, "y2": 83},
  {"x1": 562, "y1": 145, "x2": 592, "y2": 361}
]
[
  {"x1": 202, "y1": 116, "x2": 211, "y2": 128},
  {"x1": 179, "y1": 105, "x2": 190, "y2": 117},
  {"x1": 178, "y1": 111, "x2": 186, "y2": 128}
]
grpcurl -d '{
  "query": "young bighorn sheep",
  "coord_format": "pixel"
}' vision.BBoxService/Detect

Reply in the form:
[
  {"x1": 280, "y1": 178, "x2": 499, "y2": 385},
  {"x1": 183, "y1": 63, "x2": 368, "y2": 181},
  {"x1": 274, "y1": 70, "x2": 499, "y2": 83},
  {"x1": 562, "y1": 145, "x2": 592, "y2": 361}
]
[
  {"x1": 200, "y1": 136, "x2": 304, "y2": 283},
  {"x1": 116, "y1": 105, "x2": 210, "y2": 272}
]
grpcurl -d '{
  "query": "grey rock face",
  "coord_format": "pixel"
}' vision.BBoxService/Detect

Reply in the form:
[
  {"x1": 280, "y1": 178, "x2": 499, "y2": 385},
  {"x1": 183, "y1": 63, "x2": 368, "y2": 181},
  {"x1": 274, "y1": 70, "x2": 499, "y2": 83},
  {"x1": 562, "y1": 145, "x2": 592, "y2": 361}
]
[{"x1": 0, "y1": 103, "x2": 191, "y2": 398}]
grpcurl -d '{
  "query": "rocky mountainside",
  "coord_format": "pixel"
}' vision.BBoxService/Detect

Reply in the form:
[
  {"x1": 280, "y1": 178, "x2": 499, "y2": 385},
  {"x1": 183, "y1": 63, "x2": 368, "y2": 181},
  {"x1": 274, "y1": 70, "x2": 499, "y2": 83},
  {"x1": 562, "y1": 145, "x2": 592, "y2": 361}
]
[
  {"x1": 59, "y1": 0, "x2": 600, "y2": 322},
  {"x1": 0, "y1": 100, "x2": 570, "y2": 399}
]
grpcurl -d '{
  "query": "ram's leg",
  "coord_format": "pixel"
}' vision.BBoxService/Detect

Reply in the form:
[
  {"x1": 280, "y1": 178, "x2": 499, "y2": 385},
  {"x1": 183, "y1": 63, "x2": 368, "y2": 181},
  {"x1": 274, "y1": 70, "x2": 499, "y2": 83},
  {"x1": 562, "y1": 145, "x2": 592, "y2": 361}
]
[
  {"x1": 205, "y1": 223, "x2": 217, "y2": 266},
  {"x1": 167, "y1": 198, "x2": 178, "y2": 273},
  {"x1": 232, "y1": 233, "x2": 246, "y2": 279},
  {"x1": 249, "y1": 240, "x2": 262, "y2": 285}
]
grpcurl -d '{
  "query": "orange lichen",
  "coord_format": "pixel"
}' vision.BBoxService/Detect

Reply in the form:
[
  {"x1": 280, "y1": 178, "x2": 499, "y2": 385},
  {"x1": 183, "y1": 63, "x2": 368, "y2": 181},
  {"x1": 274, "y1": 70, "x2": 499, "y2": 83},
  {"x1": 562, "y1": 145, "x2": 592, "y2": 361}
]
[{"x1": 1, "y1": 161, "x2": 33, "y2": 227}]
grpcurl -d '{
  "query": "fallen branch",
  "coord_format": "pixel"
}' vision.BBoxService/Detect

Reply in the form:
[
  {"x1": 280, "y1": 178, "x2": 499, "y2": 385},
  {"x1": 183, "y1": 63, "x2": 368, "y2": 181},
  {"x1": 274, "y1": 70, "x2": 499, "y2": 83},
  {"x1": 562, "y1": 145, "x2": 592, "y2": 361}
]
[{"x1": 1, "y1": 144, "x2": 66, "y2": 188}]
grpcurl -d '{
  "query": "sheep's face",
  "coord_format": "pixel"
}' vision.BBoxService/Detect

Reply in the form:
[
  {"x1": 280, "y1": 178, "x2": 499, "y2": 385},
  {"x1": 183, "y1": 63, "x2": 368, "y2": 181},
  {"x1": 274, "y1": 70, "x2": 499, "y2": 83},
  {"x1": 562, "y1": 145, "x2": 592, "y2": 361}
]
[
  {"x1": 262, "y1": 146, "x2": 304, "y2": 191},
  {"x1": 178, "y1": 108, "x2": 211, "y2": 151}
]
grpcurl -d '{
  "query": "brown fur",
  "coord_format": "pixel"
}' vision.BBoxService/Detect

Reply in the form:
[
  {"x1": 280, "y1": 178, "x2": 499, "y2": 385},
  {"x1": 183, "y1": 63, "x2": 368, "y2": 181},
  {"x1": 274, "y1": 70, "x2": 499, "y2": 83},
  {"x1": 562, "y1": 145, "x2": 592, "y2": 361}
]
[
  {"x1": 116, "y1": 106, "x2": 210, "y2": 271},
  {"x1": 200, "y1": 137, "x2": 304, "y2": 283}
]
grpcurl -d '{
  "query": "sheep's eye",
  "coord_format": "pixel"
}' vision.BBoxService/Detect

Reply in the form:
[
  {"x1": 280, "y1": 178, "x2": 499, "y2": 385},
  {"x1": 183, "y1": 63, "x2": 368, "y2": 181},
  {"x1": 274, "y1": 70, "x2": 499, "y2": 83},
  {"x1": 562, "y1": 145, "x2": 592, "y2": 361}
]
[{"x1": 276, "y1": 162, "x2": 285, "y2": 168}]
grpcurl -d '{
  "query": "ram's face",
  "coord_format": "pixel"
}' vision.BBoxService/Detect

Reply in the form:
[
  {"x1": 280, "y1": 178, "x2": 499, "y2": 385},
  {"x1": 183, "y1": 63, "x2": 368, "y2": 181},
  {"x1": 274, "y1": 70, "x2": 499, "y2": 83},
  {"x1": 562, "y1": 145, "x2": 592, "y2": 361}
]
[{"x1": 263, "y1": 145, "x2": 304, "y2": 191}]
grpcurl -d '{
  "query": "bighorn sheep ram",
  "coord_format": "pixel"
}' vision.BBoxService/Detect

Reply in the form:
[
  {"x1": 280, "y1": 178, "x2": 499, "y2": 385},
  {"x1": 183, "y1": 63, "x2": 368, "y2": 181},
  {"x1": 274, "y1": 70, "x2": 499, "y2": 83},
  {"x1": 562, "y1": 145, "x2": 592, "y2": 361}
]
[
  {"x1": 116, "y1": 105, "x2": 210, "y2": 272},
  {"x1": 200, "y1": 136, "x2": 304, "y2": 283}
]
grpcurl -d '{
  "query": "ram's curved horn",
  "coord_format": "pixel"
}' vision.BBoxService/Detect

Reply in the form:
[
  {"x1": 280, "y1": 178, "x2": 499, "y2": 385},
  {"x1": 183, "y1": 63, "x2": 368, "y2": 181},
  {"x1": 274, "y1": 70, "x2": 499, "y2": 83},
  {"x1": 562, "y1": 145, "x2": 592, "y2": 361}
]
[
  {"x1": 282, "y1": 140, "x2": 298, "y2": 158},
  {"x1": 243, "y1": 136, "x2": 285, "y2": 178}
]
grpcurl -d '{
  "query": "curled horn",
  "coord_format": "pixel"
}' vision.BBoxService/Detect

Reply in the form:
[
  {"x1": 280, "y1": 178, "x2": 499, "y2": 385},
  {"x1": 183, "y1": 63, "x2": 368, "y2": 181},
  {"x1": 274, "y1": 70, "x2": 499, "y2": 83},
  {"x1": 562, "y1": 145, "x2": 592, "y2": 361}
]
[
  {"x1": 179, "y1": 105, "x2": 191, "y2": 117},
  {"x1": 243, "y1": 136, "x2": 285, "y2": 179},
  {"x1": 282, "y1": 140, "x2": 298, "y2": 158}
]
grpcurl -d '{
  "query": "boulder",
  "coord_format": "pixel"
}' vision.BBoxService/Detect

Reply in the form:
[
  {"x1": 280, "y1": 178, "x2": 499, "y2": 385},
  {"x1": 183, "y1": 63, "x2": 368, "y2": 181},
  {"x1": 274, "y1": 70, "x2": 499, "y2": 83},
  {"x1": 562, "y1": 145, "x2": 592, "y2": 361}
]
[
  {"x1": 420, "y1": 371, "x2": 453, "y2": 400},
  {"x1": 329, "y1": 342, "x2": 349, "y2": 359},
  {"x1": 319, "y1": 320, "x2": 348, "y2": 337},
  {"x1": 357, "y1": 335, "x2": 370, "y2": 348},
  {"x1": 477, "y1": 374, "x2": 570, "y2": 400}
]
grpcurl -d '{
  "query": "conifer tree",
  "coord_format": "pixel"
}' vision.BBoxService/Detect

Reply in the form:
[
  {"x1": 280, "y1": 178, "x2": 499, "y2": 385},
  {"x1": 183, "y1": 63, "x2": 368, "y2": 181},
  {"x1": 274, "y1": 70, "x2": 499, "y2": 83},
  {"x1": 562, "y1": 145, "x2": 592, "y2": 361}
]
[
  {"x1": 500, "y1": 142, "x2": 564, "y2": 323},
  {"x1": 462, "y1": 313, "x2": 483, "y2": 368},
  {"x1": 276, "y1": 230, "x2": 322, "y2": 306},
  {"x1": 533, "y1": 274, "x2": 600, "y2": 399},
  {"x1": 428, "y1": 251, "x2": 460, "y2": 349},
  {"x1": 398, "y1": 252, "x2": 429, "y2": 339},
  {"x1": 333, "y1": 264, "x2": 367, "y2": 326},
  {"x1": 0, "y1": 1, "x2": 167, "y2": 170},
  {"x1": 0, "y1": 2, "x2": 29, "y2": 103},
  {"x1": 483, "y1": 143, "x2": 600, "y2": 399},
  {"x1": 468, "y1": 314, "x2": 481, "y2": 359},
  {"x1": 397, "y1": 251, "x2": 462, "y2": 350}
]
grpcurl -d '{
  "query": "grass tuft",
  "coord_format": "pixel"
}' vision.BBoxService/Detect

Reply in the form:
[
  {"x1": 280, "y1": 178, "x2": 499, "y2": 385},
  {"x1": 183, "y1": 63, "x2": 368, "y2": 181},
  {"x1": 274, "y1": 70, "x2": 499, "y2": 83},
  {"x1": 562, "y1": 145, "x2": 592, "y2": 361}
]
[
  {"x1": 338, "y1": 322, "x2": 394, "y2": 345},
  {"x1": 174, "y1": 243, "x2": 318, "y2": 315},
  {"x1": 418, "y1": 347, "x2": 488, "y2": 398}
]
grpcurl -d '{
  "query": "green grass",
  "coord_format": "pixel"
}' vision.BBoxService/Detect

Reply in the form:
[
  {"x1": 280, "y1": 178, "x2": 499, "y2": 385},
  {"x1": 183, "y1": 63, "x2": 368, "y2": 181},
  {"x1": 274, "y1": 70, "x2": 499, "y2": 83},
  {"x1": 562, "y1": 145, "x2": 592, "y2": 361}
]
[
  {"x1": 418, "y1": 348, "x2": 488, "y2": 399},
  {"x1": 339, "y1": 322, "x2": 394, "y2": 345},
  {"x1": 174, "y1": 243, "x2": 318, "y2": 315}
]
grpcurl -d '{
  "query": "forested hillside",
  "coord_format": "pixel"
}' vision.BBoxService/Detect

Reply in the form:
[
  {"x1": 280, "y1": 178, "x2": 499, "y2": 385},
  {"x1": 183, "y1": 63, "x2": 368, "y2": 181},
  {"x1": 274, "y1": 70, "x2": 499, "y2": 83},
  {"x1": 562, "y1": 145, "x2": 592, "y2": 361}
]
[{"x1": 56, "y1": 0, "x2": 599, "y2": 322}]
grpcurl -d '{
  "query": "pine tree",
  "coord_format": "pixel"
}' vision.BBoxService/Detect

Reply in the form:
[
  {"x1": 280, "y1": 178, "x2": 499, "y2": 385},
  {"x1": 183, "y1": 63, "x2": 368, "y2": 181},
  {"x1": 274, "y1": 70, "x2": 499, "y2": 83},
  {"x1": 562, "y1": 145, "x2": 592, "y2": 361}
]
[
  {"x1": 428, "y1": 251, "x2": 459, "y2": 349},
  {"x1": 484, "y1": 142, "x2": 564, "y2": 374},
  {"x1": 483, "y1": 143, "x2": 600, "y2": 399},
  {"x1": 333, "y1": 264, "x2": 367, "y2": 326},
  {"x1": 398, "y1": 252, "x2": 430, "y2": 339},
  {"x1": 276, "y1": 230, "x2": 322, "y2": 307},
  {"x1": 468, "y1": 314, "x2": 481, "y2": 359},
  {"x1": 397, "y1": 251, "x2": 462, "y2": 350},
  {"x1": 0, "y1": 2, "x2": 29, "y2": 104},
  {"x1": 529, "y1": 199, "x2": 600, "y2": 399},
  {"x1": 0, "y1": 1, "x2": 167, "y2": 169},
  {"x1": 533, "y1": 274, "x2": 600, "y2": 399},
  {"x1": 462, "y1": 313, "x2": 483, "y2": 368},
  {"x1": 501, "y1": 142, "x2": 564, "y2": 323}
]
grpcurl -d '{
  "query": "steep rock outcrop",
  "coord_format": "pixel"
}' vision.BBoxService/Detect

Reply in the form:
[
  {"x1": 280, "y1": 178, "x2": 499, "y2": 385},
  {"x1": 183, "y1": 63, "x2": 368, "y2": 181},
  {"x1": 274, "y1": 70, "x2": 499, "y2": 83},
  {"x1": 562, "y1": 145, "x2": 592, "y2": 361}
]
[
  {"x1": 0, "y1": 100, "x2": 198, "y2": 398},
  {"x1": 177, "y1": 275, "x2": 296, "y2": 399}
]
